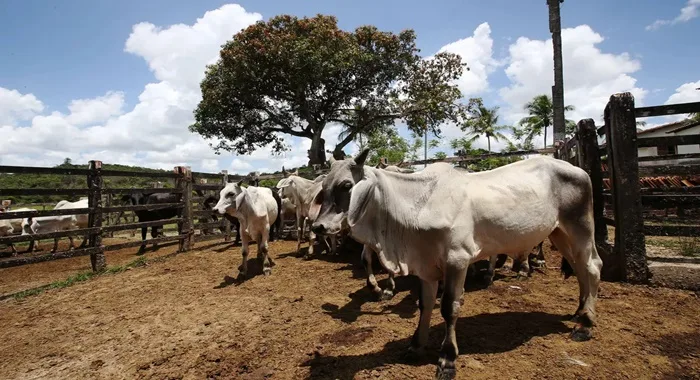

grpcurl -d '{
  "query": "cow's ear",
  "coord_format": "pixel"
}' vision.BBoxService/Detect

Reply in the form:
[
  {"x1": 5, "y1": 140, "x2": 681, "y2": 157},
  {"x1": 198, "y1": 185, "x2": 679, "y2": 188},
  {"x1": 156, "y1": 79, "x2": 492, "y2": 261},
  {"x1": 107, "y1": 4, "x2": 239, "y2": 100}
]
[
  {"x1": 354, "y1": 149, "x2": 370, "y2": 166},
  {"x1": 237, "y1": 179, "x2": 244, "y2": 187},
  {"x1": 348, "y1": 179, "x2": 374, "y2": 227},
  {"x1": 308, "y1": 188, "x2": 323, "y2": 221}
]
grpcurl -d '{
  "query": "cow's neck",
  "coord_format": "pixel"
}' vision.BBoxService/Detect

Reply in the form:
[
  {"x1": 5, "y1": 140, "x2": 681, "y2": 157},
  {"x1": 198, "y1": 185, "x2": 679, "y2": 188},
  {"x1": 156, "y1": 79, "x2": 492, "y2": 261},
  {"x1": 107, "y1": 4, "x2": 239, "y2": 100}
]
[{"x1": 351, "y1": 166, "x2": 440, "y2": 245}]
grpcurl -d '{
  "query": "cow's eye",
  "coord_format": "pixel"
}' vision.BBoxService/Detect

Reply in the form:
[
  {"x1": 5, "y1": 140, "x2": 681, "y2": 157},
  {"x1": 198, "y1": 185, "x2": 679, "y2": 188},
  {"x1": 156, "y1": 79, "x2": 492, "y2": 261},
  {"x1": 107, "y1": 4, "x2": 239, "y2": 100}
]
[
  {"x1": 226, "y1": 192, "x2": 234, "y2": 198},
  {"x1": 342, "y1": 182, "x2": 353, "y2": 189}
]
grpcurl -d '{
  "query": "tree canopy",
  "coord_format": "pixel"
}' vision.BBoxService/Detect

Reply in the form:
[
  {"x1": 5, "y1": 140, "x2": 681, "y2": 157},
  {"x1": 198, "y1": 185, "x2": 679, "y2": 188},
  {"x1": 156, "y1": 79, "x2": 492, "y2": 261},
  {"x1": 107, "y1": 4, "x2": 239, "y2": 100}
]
[
  {"x1": 515, "y1": 94, "x2": 575, "y2": 149},
  {"x1": 460, "y1": 98, "x2": 509, "y2": 152},
  {"x1": 190, "y1": 14, "x2": 467, "y2": 166}
]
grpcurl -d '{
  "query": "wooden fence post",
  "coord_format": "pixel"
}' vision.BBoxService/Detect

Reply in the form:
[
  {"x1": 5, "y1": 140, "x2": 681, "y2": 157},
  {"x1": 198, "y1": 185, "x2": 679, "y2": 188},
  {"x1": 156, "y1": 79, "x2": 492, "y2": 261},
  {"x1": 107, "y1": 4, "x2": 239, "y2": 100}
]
[
  {"x1": 105, "y1": 193, "x2": 114, "y2": 238},
  {"x1": 176, "y1": 166, "x2": 193, "y2": 252},
  {"x1": 577, "y1": 119, "x2": 617, "y2": 280},
  {"x1": 221, "y1": 170, "x2": 232, "y2": 241},
  {"x1": 87, "y1": 160, "x2": 106, "y2": 271},
  {"x1": 606, "y1": 93, "x2": 649, "y2": 284}
]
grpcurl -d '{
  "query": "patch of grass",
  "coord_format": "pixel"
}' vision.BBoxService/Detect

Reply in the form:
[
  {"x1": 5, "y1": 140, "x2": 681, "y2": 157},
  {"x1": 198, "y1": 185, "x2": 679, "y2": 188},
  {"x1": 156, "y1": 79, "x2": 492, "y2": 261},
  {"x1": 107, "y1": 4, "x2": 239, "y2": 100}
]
[
  {"x1": 10, "y1": 256, "x2": 150, "y2": 300},
  {"x1": 678, "y1": 237, "x2": 700, "y2": 257}
]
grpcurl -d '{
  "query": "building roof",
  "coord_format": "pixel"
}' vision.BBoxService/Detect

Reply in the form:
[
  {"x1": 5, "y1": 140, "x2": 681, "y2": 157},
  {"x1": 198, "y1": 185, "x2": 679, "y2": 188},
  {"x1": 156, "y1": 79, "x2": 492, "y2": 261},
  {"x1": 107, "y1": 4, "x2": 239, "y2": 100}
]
[{"x1": 637, "y1": 119, "x2": 700, "y2": 136}]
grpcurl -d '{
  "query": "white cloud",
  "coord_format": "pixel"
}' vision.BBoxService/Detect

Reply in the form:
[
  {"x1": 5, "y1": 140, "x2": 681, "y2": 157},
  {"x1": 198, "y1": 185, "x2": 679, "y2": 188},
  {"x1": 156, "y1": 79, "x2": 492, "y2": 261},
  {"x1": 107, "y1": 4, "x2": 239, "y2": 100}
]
[
  {"x1": 0, "y1": 87, "x2": 44, "y2": 125},
  {"x1": 435, "y1": 22, "x2": 500, "y2": 97},
  {"x1": 498, "y1": 25, "x2": 647, "y2": 147},
  {"x1": 665, "y1": 80, "x2": 700, "y2": 104},
  {"x1": 66, "y1": 91, "x2": 125, "y2": 126},
  {"x1": 646, "y1": 0, "x2": 700, "y2": 31}
]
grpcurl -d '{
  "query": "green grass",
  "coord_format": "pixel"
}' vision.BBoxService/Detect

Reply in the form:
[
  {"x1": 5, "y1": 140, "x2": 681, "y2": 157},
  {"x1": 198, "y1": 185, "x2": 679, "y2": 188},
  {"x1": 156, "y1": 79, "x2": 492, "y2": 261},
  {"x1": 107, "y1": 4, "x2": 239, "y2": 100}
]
[
  {"x1": 10, "y1": 256, "x2": 150, "y2": 300},
  {"x1": 646, "y1": 236, "x2": 700, "y2": 257}
]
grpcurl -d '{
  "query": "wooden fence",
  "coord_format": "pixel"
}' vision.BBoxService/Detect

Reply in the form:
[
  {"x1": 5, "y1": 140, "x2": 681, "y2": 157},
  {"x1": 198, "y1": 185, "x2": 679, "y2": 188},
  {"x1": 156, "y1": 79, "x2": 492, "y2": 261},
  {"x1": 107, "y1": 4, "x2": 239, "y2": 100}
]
[
  {"x1": 556, "y1": 92, "x2": 700, "y2": 284},
  {"x1": 0, "y1": 165, "x2": 294, "y2": 271}
]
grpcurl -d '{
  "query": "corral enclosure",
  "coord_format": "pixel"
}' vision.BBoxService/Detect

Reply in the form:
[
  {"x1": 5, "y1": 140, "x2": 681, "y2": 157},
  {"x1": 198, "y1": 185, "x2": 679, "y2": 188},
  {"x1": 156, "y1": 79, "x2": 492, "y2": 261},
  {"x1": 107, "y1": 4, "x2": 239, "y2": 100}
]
[{"x1": 1, "y1": 92, "x2": 700, "y2": 379}]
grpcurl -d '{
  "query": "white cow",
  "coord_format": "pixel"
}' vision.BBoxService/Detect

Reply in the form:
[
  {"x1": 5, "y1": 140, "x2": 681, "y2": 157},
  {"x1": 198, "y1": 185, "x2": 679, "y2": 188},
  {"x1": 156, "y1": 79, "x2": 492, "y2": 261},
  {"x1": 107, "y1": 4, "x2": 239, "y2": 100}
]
[
  {"x1": 0, "y1": 208, "x2": 38, "y2": 256},
  {"x1": 213, "y1": 181, "x2": 279, "y2": 277},
  {"x1": 310, "y1": 150, "x2": 603, "y2": 379},
  {"x1": 275, "y1": 175, "x2": 337, "y2": 258},
  {"x1": 23, "y1": 198, "x2": 89, "y2": 253}
]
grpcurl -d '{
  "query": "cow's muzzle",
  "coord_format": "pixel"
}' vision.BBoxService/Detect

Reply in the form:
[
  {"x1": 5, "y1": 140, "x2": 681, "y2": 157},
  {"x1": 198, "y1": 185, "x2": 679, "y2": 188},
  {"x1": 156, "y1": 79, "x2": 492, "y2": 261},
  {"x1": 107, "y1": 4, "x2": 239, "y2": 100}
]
[{"x1": 310, "y1": 222, "x2": 326, "y2": 235}]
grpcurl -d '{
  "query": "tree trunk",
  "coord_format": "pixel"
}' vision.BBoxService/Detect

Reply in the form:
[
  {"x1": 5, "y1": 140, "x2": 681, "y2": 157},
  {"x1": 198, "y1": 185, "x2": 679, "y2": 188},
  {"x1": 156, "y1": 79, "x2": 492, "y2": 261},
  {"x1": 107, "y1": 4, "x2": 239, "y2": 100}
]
[
  {"x1": 549, "y1": 0, "x2": 566, "y2": 145},
  {"x1": 487, "y1": 136, "x2": 491, "y2": 152},
  {"x1": 544, "y1": 121, "x2": 549, "y2": 149},
  {"x1": 308, "y1": 129, "x2": 327, "y2": 167}
]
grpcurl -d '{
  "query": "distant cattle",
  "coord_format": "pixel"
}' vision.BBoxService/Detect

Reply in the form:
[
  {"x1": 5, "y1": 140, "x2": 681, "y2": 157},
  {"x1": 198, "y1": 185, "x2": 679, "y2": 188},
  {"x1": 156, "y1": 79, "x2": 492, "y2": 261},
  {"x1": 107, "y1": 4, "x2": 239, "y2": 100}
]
[
  {"x1": 310, "y1": 150, "x2": 602, "y2": 378},
  {"x1": 0, "y1": 207, "x2": 36, "y2": 256},
  {"x1": 21, "y1": 199, "x2": 89, "y2": 253},
  {"x1": 121, "y1": 192, "x2": 180, "y2": 254},
  {"x1": 212, "y1": 181, "x2": 280, "y2": 277}
]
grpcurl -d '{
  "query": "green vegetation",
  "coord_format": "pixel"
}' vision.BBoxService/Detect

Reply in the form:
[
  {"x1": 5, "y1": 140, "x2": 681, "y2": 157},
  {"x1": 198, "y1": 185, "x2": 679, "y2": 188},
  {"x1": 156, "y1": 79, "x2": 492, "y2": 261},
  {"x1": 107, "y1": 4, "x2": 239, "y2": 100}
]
[
  {"x1": 515, "y1": 94, "x2": 575, "y2": 148},
  {"x1": 646, "y1": 236, "x2": 700, "y2": 257},
  {"x1": 460, "y1": 98, "x2": 510, "y2": 153},
  {"x1": 11, "y1": 256, "x2": 149, "y2": 300}
]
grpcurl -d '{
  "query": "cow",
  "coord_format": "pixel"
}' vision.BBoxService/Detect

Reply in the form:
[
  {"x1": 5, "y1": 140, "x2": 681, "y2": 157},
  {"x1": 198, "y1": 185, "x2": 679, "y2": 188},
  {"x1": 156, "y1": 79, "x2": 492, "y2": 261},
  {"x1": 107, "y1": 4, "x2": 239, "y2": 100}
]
[
  {"x1": 276, "y1": 174, "x2": 337, "y2": 258},
  {"x1": 309, "y1": 149, "x2": 603, "y2": 379},
  {"x1": 0, "y1": 207, "x2": 36, "y2": 256},
  {"x1": 212, "y1": 181, "x2": 280, "y2": 277},
  {"x1": 121, "y1": 192, "x2": 180, "y2": 254},
  {"x1": 21, "y1": 214, "x2": 80, "y2": 253}
]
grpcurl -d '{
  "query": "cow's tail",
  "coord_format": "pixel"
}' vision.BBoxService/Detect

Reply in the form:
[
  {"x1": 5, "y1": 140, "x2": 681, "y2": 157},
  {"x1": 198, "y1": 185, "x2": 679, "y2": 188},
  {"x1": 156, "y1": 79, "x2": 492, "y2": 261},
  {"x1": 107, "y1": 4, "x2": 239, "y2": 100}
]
[{"x1": 561, "y1": 257, "x2": 575, "y2": 279}]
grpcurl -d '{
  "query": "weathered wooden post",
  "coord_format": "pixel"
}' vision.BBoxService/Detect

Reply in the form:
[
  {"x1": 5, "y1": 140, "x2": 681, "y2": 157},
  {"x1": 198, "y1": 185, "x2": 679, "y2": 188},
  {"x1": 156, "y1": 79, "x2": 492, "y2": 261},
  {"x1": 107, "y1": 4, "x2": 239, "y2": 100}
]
[
  {"x1": 87, "y1": 160, "x2": 106, "y2": 271},
  {"x1": 577, "y1": 119, "x2": 618, "y2": 280},
  {"x1": 606, "y1": 93, "x2": 649, "y2": 283},
  {"x1": 175, "y1": 166, "x2": 194, "y2": 252},
  {"x1": 221, "y1": 170, "x2": 232, "y2": 241}
]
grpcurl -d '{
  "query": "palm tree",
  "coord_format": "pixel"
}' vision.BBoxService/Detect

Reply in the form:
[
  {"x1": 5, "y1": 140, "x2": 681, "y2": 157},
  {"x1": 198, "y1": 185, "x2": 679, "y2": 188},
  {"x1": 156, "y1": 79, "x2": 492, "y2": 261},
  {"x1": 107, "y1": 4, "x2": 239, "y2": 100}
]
[
  {"x1": 461, "y1": 100, "x2": 509, "y2": 152},
  {"x1": 517, "y1": 94, "x2": 574, "y2": 148},
  {"x1": 548, "y1": 0, "x2": 566, "y2": 142}
]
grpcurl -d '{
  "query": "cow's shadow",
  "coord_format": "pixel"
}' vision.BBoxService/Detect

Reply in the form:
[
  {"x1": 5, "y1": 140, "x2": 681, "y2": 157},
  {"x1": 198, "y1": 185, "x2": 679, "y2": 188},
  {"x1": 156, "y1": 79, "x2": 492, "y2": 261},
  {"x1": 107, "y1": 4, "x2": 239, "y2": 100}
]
[
  {"x1": 303, "y1": 311, "x2": 571, "y2": 379},
  {"x1": 214, "y1": 256, "x2": 276, "y2": 288}
]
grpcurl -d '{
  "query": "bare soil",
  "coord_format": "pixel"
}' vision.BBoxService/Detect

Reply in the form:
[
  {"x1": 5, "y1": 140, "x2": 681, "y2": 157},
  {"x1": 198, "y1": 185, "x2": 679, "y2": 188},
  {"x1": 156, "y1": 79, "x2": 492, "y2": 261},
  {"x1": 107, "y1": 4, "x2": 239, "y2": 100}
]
[{"x1": 1, "y1": 240, "x2": 699, "y2": 380}]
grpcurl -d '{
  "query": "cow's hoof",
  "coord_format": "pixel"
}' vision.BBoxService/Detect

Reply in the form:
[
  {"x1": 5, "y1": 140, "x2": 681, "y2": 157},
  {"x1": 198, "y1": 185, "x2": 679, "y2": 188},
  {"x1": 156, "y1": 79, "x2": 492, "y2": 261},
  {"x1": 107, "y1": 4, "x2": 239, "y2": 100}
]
[
  {"x1": 379, "y1": 289, "x2": 394, "y2": 301},
  {"x1": 435, "y1": 366, "x2": 456, "y2": 380},
  {"x1": 402, "y1": 346, "x2": 425, "y2": 362},
  {"x1": 516, "y1": 272, "x2": 529, "y2": 281},
  {"x1": 570, "y1": 325, "x2": 592, "y2": 342}
]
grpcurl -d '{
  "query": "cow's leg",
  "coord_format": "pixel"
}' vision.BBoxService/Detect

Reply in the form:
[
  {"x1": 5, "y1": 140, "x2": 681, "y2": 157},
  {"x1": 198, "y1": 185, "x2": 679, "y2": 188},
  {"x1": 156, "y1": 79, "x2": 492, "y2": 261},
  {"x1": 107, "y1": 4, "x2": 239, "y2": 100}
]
[
  {"x1": 151, "y1": 226, "x2": 160, "y2": 251},
  {"x1": 296, "y1": 215, "x2": 305, "y2": 254},
  {"x1": 238, "y1": 225, "x2": 251, "y2": 278},
  {"x1": 534, "y1": 241, "x2": 546, "y2": 267},
  {"x1": 436, "y1": 263, "x2": 468, "y2": 380},
  {"x1": 137, "y1": 226, "x2": 147, "y2": 254},
  {"x1": 51, "y1": 237, "x2": 60, "y2": 253},
  {"x1": 330, "y1": 234, "x2": 337, "y2": 255},
  {"x1": 78, "y1": 234, "x2": 88, "y2": 249},
  {"x1": 407, "y1": 279, "x2": 438, "y2": 360},
  {"x1": 68, "y1": 236, "x2": 76, "y2": 251},
  {"x1": 568, "y1": 228, "x2": 602, "y2": 341},
  {"x1": 259, "y1": 226, "x2": 272, "y2": 276},
  {"x1": 515, "y1": 252, "x2": 531, "y2": 280},
  {"x1": 362, "y1": 246, "x2": 384, "y2": 299},
  {"x1": 484, "y1": 256, "x2": 497, "y2": 285},
  {"x1": 305, "y1": 229, "x2": 316, "y2": 259}
]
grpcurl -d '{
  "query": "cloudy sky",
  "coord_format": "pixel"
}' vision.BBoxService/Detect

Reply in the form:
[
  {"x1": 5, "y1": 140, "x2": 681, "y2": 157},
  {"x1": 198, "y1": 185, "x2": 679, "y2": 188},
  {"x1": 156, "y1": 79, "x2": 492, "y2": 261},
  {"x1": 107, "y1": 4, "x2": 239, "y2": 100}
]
[{"x1": 1, "y1": 0, "x2": 699, "y2": 173}]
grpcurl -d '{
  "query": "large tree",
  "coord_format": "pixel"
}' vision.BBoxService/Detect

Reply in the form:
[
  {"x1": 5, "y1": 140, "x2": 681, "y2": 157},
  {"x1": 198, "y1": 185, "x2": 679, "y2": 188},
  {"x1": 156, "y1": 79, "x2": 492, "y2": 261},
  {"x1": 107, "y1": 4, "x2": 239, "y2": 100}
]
[
  {"x1": 461, "y1": 98, "x2": 509, "y2": 152},
  {"x1": 190, "y1": 14, "x2": 465, "y2": 166},
  {"x1": 515, "y1": 94, "x2": 574, "y2": 149}
]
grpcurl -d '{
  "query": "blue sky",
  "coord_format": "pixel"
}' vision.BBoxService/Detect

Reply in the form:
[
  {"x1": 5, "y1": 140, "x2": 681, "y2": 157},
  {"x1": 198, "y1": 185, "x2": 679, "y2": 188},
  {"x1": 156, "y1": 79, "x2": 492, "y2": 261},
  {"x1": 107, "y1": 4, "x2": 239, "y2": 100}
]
[{"x1": 1, "y1": 0, "x2": 699, "y2": 173}]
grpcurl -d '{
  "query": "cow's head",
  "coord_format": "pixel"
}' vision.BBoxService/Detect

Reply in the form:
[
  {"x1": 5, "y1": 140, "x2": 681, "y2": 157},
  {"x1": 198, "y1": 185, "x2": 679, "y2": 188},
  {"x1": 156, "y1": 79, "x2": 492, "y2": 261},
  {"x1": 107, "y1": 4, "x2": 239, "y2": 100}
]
[
  {"x1": 213, "y1": 181, "x2": 244, "y2": 215},
  {"x1": 310, "y1": 148, "x2": 372, "y2": 236}
]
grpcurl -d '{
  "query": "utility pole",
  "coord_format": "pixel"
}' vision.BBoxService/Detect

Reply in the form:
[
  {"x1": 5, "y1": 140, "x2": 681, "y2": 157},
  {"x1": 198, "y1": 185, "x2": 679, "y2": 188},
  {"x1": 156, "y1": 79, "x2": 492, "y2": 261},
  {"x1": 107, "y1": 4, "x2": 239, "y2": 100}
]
[{"x1": 548, "y1": 0, "x2": 566, "y2": 146}]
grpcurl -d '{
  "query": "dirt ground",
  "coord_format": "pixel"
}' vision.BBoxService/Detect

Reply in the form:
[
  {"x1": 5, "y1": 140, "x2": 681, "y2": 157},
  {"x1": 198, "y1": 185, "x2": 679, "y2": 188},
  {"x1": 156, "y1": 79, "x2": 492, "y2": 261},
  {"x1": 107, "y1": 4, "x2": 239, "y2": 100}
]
[{"x1": 1, "y1": 239, "x2": 699, "y2": 380}]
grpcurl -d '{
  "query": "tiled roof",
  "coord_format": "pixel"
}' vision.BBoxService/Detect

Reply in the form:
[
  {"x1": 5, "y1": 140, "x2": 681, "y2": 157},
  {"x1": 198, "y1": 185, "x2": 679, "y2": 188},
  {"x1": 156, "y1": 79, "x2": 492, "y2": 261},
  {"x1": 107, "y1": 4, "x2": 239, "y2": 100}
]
[{"x1": 602, "y1": 175, "x2": 699, "y2": 190}]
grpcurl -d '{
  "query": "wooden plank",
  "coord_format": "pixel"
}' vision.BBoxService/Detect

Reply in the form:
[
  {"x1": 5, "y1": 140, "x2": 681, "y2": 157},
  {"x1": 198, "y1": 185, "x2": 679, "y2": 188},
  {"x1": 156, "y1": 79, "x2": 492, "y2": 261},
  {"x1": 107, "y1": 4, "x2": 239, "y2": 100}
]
[
  {"x1": 638, "y1": 153, "x2": 700, "y2": 162},
  {"x1": 103, "y1": 235, "x2": 184, "y2": 251},
  {"x1": 577, "y1": 119, "x2": 609, "y2": 245},
  {"x1": 0, "y1": 165, "x2": 91, "y2": 176},
  {"x1": 102, "y1": 188, "x2": 183, "y2": 194},
  {"x1": 0, "y1": 227, "x2": 101, "y2": 244},
  {"x1": 0, "y1": 247, "x2": 102, "y2": 269},
  {"x1": 637, "y1": 135, "x2": 700, "y2": 148},
  {"x1": 0, "y1": 207, "x2": 93, "y2": 220},
  {"x1": 0, "y1": 188, "x2": 90, "y2": 196},
  {"x1": 603, "y1": 216, "x2": 615, "y2": 226},
  {"x1": 194, "y1": 221, "x2": 224, "y2": 230},
  {"x1": 102, "y1": 218, "x2": 182, "y2": 233},
  {"x1": 607, "y1": 92, "x2": 648, "y2": 283},
  {"x1": 193, "y1": 233, "x2": 229, "y2": 243},
  {"x1": 99, "y1": 169, "x2": 177, "y2": 178},
  {"x1": 87, "y1": 160, "x2": 106, "y2": 271},
  {"x1": 640, "y1": 194, "x2": 700, "y2": 208},
  {"x1": 635, "y1": 101, "x2": 700, "y2": 118},
  {"x1": 177, "y1": 167, "x2": 194, "y2": 252},
  {"x1": 102, "y1": 203, "x2": 184, "y2": 213},
  {"x1": 643, "y1": 224, "x2": 700, "y2": 237},
  {"x1": 638, "y1": 164, "x2": 700, "y2": 177}
]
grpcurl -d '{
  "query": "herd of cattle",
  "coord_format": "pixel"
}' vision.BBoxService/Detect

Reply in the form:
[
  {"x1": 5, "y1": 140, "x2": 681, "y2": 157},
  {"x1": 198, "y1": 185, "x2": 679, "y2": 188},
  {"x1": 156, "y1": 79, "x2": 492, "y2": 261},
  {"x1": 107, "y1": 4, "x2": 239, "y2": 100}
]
[{"x1": 0, "y1": 151, "x2": 602, "y2": 380}]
